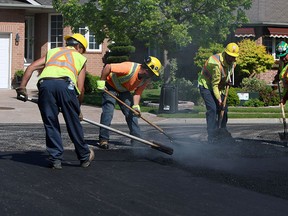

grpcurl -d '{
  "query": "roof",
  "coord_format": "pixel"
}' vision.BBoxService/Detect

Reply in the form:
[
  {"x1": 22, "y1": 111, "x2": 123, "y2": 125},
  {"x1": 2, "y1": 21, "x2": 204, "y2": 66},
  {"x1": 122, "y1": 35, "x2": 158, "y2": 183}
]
[
  {"x1": 0, "y1": 0, "x2": 52, "y2": 5},
  {"x1": 0, "y1": 0, "x2": 88, "y2": 6},
  {"x1": 35, "y1": 0, "x2": 52, "y2": 5},
  {"x1": 0, "y1": 0, "x2": 54, "y2": 12},
  {"x1": 0, "y1": 0, "x2": 30, "y2": 5},
  {"x1": 245, "y1": 0, "x2": 288, "y2": 26}
]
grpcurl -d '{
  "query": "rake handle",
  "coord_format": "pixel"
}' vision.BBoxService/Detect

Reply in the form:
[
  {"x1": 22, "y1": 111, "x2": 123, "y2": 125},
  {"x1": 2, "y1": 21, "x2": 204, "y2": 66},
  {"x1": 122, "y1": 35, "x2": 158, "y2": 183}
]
[
  {"x1": 218, "y1": 85, "x2": 229, "y2": 128},
  {"x1": 82, "y1": 118, "x2": 173, "y2": 155},
  {"x1": 103, "y1": 89, "x2": 173, "y2": 140},
  {"x1": 24, "y1": 97, "x2": 174, "y2": 155}
]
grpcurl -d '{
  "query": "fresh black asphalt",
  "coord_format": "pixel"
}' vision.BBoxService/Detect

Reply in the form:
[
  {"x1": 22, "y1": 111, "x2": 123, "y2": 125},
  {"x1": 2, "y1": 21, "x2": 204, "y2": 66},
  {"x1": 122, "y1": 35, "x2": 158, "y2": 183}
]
[{"x1": 1, "y1": 123, "x2": 288, "y2": 216}]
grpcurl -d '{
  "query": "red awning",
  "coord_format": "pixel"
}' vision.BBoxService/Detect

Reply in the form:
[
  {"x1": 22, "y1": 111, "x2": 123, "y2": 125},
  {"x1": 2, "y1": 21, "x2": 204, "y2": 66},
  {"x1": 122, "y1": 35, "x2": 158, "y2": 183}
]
[
  {"x1": 235, "y1": 28, "x2": 255, "y2": 37},
  {"x1": 268, "y1": 27, "x2": 288, "y2": 38}
]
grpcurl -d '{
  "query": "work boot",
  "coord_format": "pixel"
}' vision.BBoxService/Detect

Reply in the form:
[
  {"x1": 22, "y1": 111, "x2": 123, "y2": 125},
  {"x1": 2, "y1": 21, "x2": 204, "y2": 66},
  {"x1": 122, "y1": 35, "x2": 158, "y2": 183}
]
[
  {"x1": 98, "y1": 140, "x2": 109, "y2": 149},
  {"x1": 81, "y1": 148, "x2": 95, "y2": 168},
  {"x1": 49, "y1": 160, "x2": 62, "y2": 170}
]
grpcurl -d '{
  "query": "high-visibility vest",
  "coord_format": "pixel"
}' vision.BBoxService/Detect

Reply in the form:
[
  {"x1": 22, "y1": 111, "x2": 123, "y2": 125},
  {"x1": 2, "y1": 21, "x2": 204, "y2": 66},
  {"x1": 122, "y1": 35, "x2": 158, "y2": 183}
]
[
  {"x1": 280, "y1": 63, "x2": 288, "y2": 96},
  {"x1": 38, "y1": 47, "x2": 87, "y2": 94},
  {"x1": 198, "y1": 53, "x2": 234, "y2": 90},
  {"x1": 280, "y1": 63, "x2": 288, "y2": 81},
  {"x1": 107, "y1": 62, "x2": 141, "y2": 92}
]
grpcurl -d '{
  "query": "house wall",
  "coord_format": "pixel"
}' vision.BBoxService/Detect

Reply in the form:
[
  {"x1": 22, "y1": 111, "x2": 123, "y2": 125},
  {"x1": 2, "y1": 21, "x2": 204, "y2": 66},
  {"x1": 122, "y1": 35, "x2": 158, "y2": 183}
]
[
  {"x1": 34, "y1": 13, "x2": 49, "y2": 60},
  {"x1": 35, "y1": 20, "x2": 108, "y2": 77},
  {"x1": 0, "y1": 9, "x2": 25, "y2": 84},
  {"x1": 85, "y1": 39, "x2": 109, "y2": 75}
]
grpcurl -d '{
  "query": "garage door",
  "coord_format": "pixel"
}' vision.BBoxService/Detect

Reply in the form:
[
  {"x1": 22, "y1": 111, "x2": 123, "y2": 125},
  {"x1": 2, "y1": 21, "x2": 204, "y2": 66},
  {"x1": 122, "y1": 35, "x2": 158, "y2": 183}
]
[{"x1": 0, "y1": 34, "x2": 10, "y2": 89}]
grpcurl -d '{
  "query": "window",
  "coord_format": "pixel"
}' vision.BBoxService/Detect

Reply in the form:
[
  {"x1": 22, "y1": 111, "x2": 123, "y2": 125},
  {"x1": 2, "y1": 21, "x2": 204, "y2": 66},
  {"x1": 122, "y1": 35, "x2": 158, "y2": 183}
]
[
  {"x1": 24, "y1": 16, "x2": 34, "y2": 63},
  {"x1": 49, "y1": 14, "x2": 63, "y2": 49},
  {"x1": 79, "y1": 27, "x2": 102, "y2": 52}
]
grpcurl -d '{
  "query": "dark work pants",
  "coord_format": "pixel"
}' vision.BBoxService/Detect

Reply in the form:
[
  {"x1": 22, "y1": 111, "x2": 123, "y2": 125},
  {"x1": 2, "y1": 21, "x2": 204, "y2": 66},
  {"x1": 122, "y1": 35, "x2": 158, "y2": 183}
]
[
  {"x1": 199, "y1": 85, "x2": 228, "y2": 137},
  {"x1": 37, "y1": 79, "x2": 90, "y2": 162},
  {"x1": 99, "y1": 84, "x2": 141, "y2": 142}
]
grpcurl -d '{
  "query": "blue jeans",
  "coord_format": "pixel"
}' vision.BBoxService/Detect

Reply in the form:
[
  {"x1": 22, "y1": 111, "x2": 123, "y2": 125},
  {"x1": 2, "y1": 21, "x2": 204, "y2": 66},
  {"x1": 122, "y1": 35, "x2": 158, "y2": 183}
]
[
  {"x1": 37, "y1": 78, "x2": 90, "y2": 163},
  {"x1": 199, "y1": 85, "x2": 228, "y2": 136},
  {"x1": 99, "y1": 85, "x2": 141, "y2": 141}
]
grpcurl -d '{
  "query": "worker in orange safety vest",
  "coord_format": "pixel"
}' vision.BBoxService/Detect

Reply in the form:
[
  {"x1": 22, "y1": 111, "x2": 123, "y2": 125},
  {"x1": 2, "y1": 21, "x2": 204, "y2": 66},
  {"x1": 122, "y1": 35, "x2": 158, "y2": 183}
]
[{"x1": 96, "y1": 56, "x2": 162, "y2": 149}]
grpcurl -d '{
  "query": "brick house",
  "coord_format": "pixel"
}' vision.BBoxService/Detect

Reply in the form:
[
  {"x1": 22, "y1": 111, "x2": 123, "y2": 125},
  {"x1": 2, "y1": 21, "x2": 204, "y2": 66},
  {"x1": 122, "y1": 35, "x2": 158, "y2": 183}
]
[
  {"x1": 233, "y1": 0, "x2": 288, "y2": 85},
  {"x1": 0, "y1": 0, "x2": 109, "y2": 89}
]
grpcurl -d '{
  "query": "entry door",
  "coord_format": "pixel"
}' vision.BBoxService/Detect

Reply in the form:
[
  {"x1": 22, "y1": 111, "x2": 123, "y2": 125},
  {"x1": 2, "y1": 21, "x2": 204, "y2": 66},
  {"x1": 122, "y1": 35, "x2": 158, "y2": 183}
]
[{"x1": 0, "y1": 34, "x2": 10, "y2": 89}]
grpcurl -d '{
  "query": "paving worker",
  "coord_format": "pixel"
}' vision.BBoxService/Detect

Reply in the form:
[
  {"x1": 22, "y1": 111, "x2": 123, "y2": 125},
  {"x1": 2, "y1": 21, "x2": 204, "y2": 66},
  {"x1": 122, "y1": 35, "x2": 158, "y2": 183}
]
[
  {"x1": 96, "y1": 56, "x2": 162, "y2": 149},
  {"x1": 198, "y1": 42, "x2": 239, "y2": 143},
  {"x1": 276, "y1": 41, "x2": 288, "y2": 104},
  {"x1": 15, "y1": 33, "x2": 94, "y2": 169}
]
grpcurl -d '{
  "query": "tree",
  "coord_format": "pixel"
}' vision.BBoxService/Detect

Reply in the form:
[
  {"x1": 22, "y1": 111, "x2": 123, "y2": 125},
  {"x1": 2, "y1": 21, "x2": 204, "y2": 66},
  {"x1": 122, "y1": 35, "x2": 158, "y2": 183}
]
[
  {"x1": 53, "y1": 0, "x2": 251, "y2": 54},
  {"x1": 103, "y1": 42, "x2": 136, "y2": 64},
  {"x1": 193, "y1": 43, "x2": 224, "y2": 69}
]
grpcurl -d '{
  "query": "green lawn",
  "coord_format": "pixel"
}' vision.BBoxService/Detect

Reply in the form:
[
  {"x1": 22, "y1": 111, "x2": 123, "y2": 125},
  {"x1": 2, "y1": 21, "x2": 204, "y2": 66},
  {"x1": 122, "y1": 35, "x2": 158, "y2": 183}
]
[{"x1": 83, "y1": 88, "x2": 286, "y2": 118}]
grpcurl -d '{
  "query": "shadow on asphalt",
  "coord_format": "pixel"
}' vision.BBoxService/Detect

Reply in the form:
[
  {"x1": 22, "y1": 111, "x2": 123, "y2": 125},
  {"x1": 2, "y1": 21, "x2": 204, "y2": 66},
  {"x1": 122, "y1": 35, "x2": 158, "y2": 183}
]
[{"x1": 0, "y1": 151, "x2": 48, "y2": 167}]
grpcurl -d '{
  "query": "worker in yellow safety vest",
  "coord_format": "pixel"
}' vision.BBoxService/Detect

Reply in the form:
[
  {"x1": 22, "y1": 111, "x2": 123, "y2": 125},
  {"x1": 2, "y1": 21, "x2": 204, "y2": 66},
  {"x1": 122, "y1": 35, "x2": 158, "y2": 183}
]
[
  {"x1": 198, "y1": 43, "x2": 239, "y2": 143},
  {"x1": 96, "y1": 56, "x2": 162, "y2": 149},
  {"x1": 16, "y1": 33, "x2": 94, "y2": 169}
]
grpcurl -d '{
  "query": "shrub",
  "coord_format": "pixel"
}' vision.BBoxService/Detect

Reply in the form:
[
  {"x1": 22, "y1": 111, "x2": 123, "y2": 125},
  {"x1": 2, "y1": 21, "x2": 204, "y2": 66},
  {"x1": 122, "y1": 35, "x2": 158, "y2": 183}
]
[
  {"x1": 104, "y1": 40, "x2": 135, "y2": 64},
  {"x1": 174, "y1": 78, "x2": 202, "y2": 105},
  {"x1": 236, "y1": 39, "x2": 275, "y2": 79},
  {"x1": 240, "y1": 77, "x2": 267, "y2": 92},
  {"x1": 85, "y1": 73, "x2": 100, "y2": 93},
  {"x1": 227, "y1": 87, "x2": 240, "y2": 106},
  {"x1": 259, "y1": 87, "x2": 280, "y2": 106},
  {"x1": 193, "y1": 43, "x2": 224, "y2": 69},
  {"x1": 240, "y1": 77, "x2": 279, "y2": 106},
  {"x1": 150, "y1": 80, "x2": 162, "y2": 89},
  {"x1": 15, "y1": 69, "x2": 24, "y2": 77},
  {"x1": 14, "y1": 69, "x2": 25, "y2": 85},
  {"x1": 243, "y1": 99, "x2": 265, "y2": 107}
]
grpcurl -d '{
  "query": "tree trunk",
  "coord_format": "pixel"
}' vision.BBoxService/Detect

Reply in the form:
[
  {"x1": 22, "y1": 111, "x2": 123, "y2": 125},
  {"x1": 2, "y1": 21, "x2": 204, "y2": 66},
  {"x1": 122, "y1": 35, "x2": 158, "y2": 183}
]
[{"x1": 163, "y1": 50, "x2": 171, "y2": 84}]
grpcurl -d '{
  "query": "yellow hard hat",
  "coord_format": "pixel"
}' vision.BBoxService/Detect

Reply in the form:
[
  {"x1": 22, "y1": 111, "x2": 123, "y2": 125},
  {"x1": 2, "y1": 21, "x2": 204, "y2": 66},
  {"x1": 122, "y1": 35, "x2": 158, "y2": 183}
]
[
  {"x1": 224, "y1": 42, "x2": 239, "y2": 57},
  {"x1": 64, "y1": 33, "x2": 88, "y2": 52},
  {"x1": 144, "y1": 56, "x2": 162, "y2": 76}
]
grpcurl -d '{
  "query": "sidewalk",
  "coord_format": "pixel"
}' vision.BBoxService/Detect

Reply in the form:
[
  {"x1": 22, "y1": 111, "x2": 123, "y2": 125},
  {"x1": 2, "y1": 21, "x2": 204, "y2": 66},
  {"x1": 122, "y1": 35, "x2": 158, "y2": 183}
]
[
  {"x1": 0, "y1": 89, "x2": 167, "y2": 124},
  {"x1": 0, "y1": 89, "x2": 282, "y2": 125}
]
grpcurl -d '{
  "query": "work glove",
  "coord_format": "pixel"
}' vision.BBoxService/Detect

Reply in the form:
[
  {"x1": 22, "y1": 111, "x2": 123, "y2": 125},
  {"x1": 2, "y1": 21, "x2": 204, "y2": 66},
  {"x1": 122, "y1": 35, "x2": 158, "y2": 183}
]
[
  {"x1": 16, "y1": 87, "x2": 28, "y2": 102},
  {"x1": 96, "y1": 80, "x2": 106, "y2": 91},
  {"x1": 226, "y1": 81, "x2": 233, "y2": 87},
  {"x1": 132, "y1": 105, "x2": 141, "y2": 117},
  {"x1": 79, "y1": 111, "x2": 83, "y2": 121}
]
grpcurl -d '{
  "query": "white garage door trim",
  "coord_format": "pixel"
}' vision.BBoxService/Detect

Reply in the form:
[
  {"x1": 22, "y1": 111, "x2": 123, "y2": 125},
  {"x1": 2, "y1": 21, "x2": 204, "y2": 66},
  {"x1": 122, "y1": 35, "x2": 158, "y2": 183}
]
[{"x1": 0, "y1": 33, "x2": 11, "y2": 89}]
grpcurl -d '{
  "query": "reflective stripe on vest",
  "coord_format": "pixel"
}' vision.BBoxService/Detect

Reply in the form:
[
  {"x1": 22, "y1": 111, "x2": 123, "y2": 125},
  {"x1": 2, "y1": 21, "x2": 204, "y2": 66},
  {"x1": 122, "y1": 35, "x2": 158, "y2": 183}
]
[
  {"x1": 110, "y1": 63, "x2": 139, "y2": 92},
  {"x1": 45, "y1": 48, "x2": 78, "y2": 78},
  {"x1": 281, "y1": 64, "x2": 288, "y2": 84},
  {"x1": 201, "y1": 54, "x2": 226, "y2": 80}
]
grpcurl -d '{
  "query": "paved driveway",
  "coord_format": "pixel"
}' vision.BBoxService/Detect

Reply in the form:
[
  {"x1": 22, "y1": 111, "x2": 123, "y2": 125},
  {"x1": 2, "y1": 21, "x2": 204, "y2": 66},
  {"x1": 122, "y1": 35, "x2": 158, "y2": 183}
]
[{"x1": 1, "y1": 122, "x2": 288, "y2": 216}]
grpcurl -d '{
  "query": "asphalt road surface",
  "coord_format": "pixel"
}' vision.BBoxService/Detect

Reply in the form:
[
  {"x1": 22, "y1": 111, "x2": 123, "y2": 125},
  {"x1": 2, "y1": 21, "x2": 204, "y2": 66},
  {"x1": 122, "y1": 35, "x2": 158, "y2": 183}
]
[{"x1": 1, "y1": 122, "x2": 288, "y2": 216}]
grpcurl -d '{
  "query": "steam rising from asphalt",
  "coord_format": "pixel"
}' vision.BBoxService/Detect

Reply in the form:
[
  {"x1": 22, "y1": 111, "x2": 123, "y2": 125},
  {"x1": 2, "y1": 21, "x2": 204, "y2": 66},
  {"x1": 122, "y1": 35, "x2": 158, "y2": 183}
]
[{"x1": 142, "y1": 135, "x2": 243, "y2": 171}]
